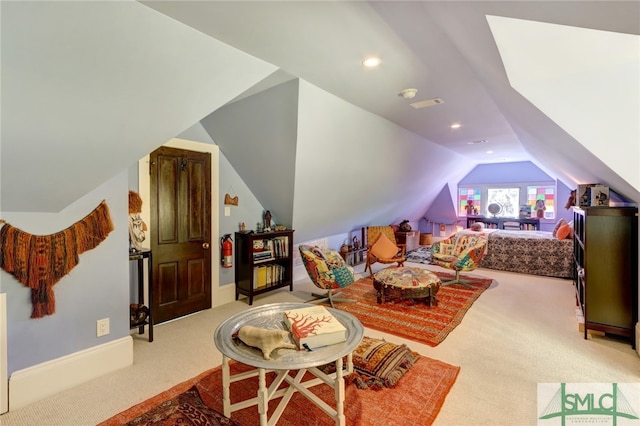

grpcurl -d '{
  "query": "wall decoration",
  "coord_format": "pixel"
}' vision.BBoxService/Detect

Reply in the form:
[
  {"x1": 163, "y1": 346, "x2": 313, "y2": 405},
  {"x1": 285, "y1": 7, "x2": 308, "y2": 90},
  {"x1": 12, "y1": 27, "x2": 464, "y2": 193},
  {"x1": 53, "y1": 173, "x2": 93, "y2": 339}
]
[
  {"x1": 224, "y1": 193, "x2": 239, "y2": 206},
  {"x1": 0, "y1": 200, "x2": 114, "y2": 318},
  {"x1": 128, "y1": 190, "x2": 147, "y2": 251}
]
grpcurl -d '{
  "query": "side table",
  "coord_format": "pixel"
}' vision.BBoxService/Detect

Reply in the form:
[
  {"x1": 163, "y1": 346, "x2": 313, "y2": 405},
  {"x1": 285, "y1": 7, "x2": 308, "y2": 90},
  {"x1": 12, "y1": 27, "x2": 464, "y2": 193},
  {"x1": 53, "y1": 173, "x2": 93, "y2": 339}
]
[
  {"x1": 129, "y1": 249, "x2": 153, "y2": 342},
  {"x1": 214, "y1": 302, "x2": 364, "y2": 426}
]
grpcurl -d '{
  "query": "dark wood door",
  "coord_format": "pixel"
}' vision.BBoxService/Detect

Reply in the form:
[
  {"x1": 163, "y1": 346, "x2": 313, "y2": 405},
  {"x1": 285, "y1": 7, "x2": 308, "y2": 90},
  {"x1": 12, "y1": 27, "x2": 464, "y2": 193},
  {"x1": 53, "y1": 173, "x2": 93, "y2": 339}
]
[{"x1": 150, "y1": 146, "x2": 212, "y2": 324}]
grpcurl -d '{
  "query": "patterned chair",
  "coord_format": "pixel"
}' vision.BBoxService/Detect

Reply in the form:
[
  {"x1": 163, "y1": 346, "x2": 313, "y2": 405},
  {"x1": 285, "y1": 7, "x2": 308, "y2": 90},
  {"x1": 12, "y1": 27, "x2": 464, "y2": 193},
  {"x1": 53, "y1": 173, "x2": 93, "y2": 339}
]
[
  {"x1": 430, "y1": 234, "x2": 487, "y2": 287},
  {"x1": 365, "y1": 226, "x2": 406, "y2": 275},
  {"x1": 299, "y1": 245, "x2": 356, "y2": 308}
]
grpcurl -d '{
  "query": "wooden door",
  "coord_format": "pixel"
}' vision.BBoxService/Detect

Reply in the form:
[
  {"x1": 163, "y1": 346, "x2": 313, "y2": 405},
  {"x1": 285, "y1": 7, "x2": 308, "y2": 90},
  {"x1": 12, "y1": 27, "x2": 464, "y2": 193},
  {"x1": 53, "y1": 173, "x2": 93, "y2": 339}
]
[{"x1": 150, "y1": 146, "x2": 212, "y2": 324}]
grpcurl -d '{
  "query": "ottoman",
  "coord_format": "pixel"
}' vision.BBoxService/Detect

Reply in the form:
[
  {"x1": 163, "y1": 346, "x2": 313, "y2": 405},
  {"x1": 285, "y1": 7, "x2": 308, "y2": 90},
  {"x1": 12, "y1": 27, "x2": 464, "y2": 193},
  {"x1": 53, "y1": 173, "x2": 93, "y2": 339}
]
[{"x1": 372, "y1": 266, "x2": 441, "y2": 306}]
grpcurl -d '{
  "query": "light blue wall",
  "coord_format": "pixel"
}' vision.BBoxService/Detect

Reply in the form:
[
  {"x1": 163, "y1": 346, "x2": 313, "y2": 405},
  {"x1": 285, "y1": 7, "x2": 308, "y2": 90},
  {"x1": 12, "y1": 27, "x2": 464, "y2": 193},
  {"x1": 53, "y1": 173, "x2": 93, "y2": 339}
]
[
  {"x1": 1, "y1": 172, "x2": 129, "y2": 374},
  {"x1": 202, "y1": 80, "x2": 299, "y2": 230},
  {"x1": 175, "y1": 123, "x2": 268, "y2": 288}
]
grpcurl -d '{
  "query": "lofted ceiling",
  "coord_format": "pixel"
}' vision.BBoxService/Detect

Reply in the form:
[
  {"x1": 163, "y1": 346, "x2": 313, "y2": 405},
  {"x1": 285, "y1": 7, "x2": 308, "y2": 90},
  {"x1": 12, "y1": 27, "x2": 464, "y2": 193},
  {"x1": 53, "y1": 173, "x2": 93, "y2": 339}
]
[
  {"x1": 143, "y1": 1, "x2": 640, "y2": 194},
  {"x1": 2, "y1": 1, "x2": 639, "y2": 215}
]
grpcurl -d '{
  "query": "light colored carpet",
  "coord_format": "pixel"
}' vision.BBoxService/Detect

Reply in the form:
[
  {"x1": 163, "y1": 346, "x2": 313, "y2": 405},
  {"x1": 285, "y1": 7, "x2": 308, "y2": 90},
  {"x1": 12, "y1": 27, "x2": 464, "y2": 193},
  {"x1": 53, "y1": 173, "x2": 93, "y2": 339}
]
[{"x1": 1, "y1": 262, "x2": 638, "y2": 425}]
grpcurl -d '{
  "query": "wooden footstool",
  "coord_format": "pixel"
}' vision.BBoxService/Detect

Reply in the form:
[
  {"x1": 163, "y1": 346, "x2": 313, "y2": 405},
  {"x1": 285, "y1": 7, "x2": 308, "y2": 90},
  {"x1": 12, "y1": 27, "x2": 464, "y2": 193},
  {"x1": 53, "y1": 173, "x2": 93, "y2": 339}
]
[{"x1": 372, "y1": 266, "x2": 441, "y2": 306}]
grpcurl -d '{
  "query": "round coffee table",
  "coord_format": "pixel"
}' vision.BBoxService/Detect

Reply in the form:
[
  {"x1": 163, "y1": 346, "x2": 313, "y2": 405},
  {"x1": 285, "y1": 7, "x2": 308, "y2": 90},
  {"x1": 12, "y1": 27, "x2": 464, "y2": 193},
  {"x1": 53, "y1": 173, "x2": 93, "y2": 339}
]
[{"x1": 372, "y1": 266, "x2": 441, "y2": 306}]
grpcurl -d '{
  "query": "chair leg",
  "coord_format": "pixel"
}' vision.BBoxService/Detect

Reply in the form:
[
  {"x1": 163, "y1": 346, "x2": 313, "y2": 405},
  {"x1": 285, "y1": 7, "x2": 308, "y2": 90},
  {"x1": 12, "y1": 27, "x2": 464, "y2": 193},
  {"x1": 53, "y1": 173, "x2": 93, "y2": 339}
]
[
  {"x1": 307, "y1": 289, "x2": 356, "y2": 308},
  {"x1": 440, "y1": 270, "x2": 474, "y2": 288}
]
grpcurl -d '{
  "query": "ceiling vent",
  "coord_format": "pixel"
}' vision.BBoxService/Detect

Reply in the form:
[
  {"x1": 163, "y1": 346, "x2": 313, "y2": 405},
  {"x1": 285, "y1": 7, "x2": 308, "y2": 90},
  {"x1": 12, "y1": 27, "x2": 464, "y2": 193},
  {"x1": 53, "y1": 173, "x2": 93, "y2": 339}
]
[{"x1": 409, "y1": 97, "x2": 444, "y2": 109}]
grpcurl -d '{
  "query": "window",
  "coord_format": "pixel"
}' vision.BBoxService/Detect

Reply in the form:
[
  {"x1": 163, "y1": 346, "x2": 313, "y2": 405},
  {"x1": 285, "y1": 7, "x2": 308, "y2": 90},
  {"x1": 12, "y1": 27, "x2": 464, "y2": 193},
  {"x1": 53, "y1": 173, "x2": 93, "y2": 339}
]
[
  {"x1": 457, "y1": 182, "x2": 556, "y2": 220},
  {"x1": 527, "y1": 185, "x2": 555, "y2": 220},
  {"x1": 487, "y1": 188, "x2": 519, "y2": 218},
  {"x1": 458, "y1": 188, "x2": 481, "y2": 217}
]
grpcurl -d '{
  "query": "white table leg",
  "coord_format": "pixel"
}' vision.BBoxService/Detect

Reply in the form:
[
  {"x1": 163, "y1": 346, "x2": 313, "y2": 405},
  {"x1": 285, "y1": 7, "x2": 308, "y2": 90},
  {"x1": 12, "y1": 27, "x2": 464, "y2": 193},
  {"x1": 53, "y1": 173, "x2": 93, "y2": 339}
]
[
  {"x1": 222, "y1": 355, "x2": 231, "y2": 417},
  {"x1": 335, "y1": 356, "x2": 345, "y2": 426},
  {"x1": 258, "y1": 368, "x2": 268, "y2": 426}
]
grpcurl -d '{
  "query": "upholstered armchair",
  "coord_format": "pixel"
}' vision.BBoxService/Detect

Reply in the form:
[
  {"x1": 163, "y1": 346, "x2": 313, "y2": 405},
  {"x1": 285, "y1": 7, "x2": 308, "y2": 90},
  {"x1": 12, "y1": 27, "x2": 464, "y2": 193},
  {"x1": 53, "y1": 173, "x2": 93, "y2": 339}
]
[
  {"x1": 430, "y1": 234, "x2": 487, "y2": 287},
  {"x1": 299, "y1": 245, "x2": 355, "y2": 308},
  {"x1": 365, "y1": 226, "x2": 406, "y2": 275}
]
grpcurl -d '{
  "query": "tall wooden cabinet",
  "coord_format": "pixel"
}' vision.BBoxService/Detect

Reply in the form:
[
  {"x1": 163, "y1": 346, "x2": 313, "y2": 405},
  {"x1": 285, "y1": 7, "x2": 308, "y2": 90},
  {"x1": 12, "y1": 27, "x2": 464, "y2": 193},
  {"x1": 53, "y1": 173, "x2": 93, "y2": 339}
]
[
  {"x1": 235, "y1": 230, "x2": 294, "y2": 305},
  {"x1": 573, "y1": 207, "x2": 638, "y2": 347}
]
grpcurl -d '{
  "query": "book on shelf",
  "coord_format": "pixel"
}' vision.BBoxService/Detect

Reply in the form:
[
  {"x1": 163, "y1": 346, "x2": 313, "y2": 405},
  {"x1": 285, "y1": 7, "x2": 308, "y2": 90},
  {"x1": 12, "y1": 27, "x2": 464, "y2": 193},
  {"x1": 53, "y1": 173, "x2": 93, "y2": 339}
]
[
  {"x1": 283, "y1": 305, "x2": 347, "y2": 350},
  {"x1": 253, "y1": 264, "x2": 284, "y2": 289}
]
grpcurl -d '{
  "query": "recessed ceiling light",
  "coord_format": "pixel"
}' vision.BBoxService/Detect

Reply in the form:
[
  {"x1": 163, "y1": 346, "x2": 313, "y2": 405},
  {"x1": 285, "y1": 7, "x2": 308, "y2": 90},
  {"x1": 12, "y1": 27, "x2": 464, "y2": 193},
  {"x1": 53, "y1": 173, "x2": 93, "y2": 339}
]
[
  {"x1": 362, "y1": 56, "x2": 381, "y2": 68},
  {"x1": 486, "y1": 150, "x2": 494, "y2": 154},
  {"x1": 450, "y1": 123, "x2": 462, "y2": 129}
]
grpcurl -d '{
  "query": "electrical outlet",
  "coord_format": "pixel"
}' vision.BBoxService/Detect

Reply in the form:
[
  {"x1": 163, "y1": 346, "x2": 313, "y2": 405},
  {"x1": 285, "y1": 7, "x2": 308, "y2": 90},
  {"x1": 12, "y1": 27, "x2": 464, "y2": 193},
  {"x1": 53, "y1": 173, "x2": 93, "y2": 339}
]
[{"x1": 96, "y1": 318, "x2": 110, "y2": 337}]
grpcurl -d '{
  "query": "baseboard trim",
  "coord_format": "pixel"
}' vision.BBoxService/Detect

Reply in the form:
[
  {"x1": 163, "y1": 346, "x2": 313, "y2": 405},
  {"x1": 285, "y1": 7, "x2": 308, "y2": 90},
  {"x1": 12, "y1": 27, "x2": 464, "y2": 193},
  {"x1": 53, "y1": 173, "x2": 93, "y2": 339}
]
[
  {"x1": 8, "y1": 336, "x2": 133, "y2": 411},
  {"x1": 215, "y1": 283, "x2": 237, "y2": 307}
]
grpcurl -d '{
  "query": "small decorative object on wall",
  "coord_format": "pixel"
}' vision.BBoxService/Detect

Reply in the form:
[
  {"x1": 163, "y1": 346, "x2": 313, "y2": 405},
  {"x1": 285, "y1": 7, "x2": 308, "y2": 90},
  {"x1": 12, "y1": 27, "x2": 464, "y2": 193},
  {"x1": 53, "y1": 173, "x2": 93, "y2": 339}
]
[
  {"x1": 128, "y1": 190, "x2": 147, "y2": 252},
  {"x1": 0, "y1": 200, "x2": 114, "y2": 318},
  {"x1": 224, "y1": 193, "x2": 239, "y2": 206}
]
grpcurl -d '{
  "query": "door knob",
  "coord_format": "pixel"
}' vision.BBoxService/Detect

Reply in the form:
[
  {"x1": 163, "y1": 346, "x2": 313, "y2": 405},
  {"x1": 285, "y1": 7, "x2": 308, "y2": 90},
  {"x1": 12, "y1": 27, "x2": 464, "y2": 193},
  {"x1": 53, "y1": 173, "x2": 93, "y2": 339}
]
[{"x1": 202, "y1": 242, "x2": 210, "y2": 249}]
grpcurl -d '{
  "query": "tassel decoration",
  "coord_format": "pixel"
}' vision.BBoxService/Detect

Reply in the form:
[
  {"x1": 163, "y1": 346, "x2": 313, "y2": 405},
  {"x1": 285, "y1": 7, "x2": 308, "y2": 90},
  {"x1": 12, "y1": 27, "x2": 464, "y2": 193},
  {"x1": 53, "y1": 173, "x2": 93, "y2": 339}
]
[{"x1": 0, "y1": 200, "x2": 114, "y2": 318}]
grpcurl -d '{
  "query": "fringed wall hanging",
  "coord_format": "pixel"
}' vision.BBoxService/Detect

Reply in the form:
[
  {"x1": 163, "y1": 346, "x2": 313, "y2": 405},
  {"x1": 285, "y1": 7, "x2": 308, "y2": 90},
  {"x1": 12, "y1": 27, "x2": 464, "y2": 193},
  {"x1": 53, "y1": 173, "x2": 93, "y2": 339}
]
[{"x1": 0, "y1": 200, "x2": 114, "y2": 318}]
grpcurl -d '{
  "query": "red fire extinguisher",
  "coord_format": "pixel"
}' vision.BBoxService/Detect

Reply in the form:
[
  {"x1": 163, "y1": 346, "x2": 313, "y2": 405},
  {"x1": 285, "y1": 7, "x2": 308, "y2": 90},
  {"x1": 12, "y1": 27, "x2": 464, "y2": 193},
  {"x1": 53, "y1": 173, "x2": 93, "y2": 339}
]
[{"x1": 221, "y1": 234, "x2": 233, "y2": 268}]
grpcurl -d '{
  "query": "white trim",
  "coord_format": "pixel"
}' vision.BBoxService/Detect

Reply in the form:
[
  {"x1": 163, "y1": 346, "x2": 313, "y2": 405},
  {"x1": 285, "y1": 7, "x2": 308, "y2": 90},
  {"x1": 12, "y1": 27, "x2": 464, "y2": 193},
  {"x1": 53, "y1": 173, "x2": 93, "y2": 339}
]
[
  {"x1": 216, "y1": 283, "x2": 236, "y2": 308},
  {"x1": 0, "y1": 293, "x2": 7, "y2": 414},
  {"x1": 8, "y1": 336, "x2": 133, "y2": 411}
]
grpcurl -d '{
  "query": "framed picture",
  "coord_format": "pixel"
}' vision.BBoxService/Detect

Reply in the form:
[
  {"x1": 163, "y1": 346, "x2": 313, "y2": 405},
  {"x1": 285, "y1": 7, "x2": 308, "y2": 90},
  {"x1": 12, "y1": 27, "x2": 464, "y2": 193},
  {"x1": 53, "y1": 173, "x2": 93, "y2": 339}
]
[{"x1": 590, "y1": 185, "x2": 609, "y2": 206}]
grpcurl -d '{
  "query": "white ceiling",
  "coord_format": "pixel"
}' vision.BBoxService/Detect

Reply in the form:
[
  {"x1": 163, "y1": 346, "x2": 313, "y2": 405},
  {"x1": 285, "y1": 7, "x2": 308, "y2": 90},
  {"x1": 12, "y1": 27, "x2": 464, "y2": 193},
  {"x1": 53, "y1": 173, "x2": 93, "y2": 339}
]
[
  {"x1": 2, "y1": 1, "x2": 639, "y2": 214},
  {"x1": 143, "y1": 1, "x2": 640, "y2": 173}
]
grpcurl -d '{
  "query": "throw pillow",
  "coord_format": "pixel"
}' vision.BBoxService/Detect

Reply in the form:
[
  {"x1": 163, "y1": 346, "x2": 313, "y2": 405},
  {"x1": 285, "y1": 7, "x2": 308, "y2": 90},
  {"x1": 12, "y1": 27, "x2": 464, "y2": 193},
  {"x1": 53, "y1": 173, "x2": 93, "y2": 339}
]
[
  {"x1": 370, "y1": 232, "x2": 399, "y2": 259},
  {"x1": 552, "y1": 219, "x2": 567, "y2": 237},
  {"x1": 556, "y1": 223, "x2": 572, "y2": 240},
  {"x1": 470, "y1": 222, "x2": 485, "y2": 231},
  {"x1": 320, "y1": 336, "x2": 419, "y2": 390}
]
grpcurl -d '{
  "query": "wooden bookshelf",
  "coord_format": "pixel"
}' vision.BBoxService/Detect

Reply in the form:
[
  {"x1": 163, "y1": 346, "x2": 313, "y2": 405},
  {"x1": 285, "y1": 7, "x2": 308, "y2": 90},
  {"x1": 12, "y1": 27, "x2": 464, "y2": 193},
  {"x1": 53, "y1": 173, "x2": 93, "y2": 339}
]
[{"x1": 234, "y1": 230, "x2": 294, "y2": 305}]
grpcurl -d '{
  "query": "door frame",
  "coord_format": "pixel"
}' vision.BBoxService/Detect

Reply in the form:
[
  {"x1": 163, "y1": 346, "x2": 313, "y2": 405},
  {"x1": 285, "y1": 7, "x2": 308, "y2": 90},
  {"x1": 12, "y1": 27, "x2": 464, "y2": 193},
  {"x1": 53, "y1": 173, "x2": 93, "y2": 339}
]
[{"x1": 138, "y1": 138, "x2": 223, "y2": 309}]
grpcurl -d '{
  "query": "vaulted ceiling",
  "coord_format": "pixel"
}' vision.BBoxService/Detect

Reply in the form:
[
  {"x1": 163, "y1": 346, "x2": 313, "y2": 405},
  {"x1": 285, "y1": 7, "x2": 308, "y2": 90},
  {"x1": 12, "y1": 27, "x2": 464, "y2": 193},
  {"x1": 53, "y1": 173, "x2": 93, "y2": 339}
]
[{"x1": 2, "y1": 1, "x2": 639, "y2": 216}]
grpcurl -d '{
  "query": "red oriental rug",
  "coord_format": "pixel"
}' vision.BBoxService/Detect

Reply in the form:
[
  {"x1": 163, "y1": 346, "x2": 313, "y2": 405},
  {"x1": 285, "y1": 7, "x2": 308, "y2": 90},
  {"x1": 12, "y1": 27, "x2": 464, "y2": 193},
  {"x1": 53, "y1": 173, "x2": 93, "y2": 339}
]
[
  {"x1": 336, "y1": 270, "x2": 494, "y2": 346},
  {"x1": 100, "y1": 353, "x2": 459, "y2": 426}
]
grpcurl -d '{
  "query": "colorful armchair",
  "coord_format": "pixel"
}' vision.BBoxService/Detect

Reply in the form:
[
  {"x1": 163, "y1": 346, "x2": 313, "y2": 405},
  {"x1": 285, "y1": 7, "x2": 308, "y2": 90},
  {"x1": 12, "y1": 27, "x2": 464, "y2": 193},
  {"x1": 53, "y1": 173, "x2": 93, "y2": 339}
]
[
  {"x1": 430, "y1": 234, "x2": 487, "y2": 287},
  {"x1": 299, "y1": 245, "x2": 355, "y2": 308}
]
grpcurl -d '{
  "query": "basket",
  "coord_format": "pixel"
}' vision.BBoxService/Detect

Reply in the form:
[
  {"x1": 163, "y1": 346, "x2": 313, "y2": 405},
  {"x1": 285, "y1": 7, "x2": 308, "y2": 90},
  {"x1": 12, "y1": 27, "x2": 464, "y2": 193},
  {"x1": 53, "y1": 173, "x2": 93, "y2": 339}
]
[{"x1": 420, "y1": 233, "x2": 433, "y2": 246}]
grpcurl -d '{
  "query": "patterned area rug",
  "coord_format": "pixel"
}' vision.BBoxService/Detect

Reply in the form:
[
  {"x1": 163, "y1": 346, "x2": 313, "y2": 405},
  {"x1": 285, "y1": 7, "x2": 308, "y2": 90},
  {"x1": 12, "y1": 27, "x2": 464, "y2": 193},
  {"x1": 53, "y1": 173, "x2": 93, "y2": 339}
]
[
  {"x1": 405, "y1": 246, "x2": 433, "y2": 264},
  {"x1": 336, "y1": 270, "x2": 493, "y2": 346},
  {"x1": 100, "y1": 340, "x2": 460, "y2": 426}
]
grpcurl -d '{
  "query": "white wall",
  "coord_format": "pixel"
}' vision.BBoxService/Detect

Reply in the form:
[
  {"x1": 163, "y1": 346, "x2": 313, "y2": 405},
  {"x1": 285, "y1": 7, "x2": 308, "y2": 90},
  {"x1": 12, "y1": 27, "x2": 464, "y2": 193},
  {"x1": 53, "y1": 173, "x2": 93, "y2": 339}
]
[{"x1": 293, "y1": 79, "x2": 469, "y2": 243}]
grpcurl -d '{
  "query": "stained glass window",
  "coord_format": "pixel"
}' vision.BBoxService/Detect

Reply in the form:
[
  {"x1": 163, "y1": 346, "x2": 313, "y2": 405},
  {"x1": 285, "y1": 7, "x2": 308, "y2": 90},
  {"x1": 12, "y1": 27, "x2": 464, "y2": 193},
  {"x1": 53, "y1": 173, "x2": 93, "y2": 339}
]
[
  {"x1": 458, "y1": 188, "x2": 481, "y2": 217},
  {"x1": 527, "y1": 186, "x2": 555, "y2": 219}
]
